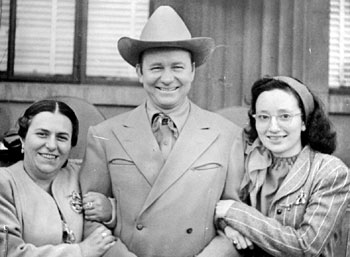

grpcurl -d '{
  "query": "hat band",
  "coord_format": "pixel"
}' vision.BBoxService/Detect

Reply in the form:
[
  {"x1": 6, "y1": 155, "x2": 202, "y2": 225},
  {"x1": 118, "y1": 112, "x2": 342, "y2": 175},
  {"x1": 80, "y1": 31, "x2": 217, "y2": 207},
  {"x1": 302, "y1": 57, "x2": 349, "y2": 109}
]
[{"x1": 273, "y1": 76, "x2": 315, "y2": 120}]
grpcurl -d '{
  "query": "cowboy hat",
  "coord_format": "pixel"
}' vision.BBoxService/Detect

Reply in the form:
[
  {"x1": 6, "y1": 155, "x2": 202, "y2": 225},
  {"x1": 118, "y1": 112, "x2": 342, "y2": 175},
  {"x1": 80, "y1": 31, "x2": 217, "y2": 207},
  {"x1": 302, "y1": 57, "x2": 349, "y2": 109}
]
[{"x1": 117, "y1": 5, "x2": 215, "y2": 67}]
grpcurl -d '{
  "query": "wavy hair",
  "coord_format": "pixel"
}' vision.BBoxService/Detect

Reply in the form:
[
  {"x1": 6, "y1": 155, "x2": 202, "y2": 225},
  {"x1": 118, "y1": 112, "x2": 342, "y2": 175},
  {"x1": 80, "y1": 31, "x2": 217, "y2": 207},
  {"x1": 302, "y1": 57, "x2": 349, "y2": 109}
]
[{"x1": 244, "y1": 77, "x2": 336, "y2": 154}]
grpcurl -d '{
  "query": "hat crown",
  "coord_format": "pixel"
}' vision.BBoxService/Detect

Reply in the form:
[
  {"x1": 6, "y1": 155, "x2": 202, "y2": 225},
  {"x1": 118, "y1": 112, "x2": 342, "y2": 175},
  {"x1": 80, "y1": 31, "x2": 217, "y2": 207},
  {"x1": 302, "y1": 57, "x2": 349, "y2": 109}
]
[
  {"x1": 140, "y1": 6, "x2": 191, "y2": 41},
  {"x1": 117, "y1": 5, "x2": 214, "y2": 67}
]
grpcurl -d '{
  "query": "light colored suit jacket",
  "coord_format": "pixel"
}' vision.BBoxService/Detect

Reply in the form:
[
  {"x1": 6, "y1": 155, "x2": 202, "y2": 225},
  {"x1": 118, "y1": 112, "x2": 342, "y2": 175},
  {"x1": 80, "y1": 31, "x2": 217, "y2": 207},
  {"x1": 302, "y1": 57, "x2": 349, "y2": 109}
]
[
  {"x1": 80, "y1": 101, "x2": 245, "y2": 257},
  {"x1": 224, "y1": 146, "x2": 350, "y2": 257},
  {"x1": 0, "y1": 161, "x2": 83, "y2": 257}
]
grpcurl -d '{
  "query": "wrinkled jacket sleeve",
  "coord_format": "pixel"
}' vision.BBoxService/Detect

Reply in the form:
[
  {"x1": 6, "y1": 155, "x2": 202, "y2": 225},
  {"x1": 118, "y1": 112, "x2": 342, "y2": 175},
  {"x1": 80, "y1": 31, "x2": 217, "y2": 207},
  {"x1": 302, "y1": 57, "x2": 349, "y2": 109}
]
[
  {"x1": 0, "y1": 168, "x2": 82, "y2": 257},
  {"x1": 197, "y1": 129, "x2": 245, "y2": 257},
  {"x1": 79, "y1": 126, "x2": 138, "y2": 257},
  {"x1": 223, "y1": 157, "x2": 350, "y2": 257}
]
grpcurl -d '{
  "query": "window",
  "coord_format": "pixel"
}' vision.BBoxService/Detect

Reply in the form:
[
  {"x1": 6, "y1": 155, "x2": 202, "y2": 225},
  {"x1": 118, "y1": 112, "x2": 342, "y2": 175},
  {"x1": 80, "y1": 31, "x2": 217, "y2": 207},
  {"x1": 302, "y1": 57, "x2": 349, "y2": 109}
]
[
  {"x1": 329, "y1": 0, "x2": 350, "y2": 88},
  {"x1": 0, "y1": 0, "x2": 149, "y2": 83}
]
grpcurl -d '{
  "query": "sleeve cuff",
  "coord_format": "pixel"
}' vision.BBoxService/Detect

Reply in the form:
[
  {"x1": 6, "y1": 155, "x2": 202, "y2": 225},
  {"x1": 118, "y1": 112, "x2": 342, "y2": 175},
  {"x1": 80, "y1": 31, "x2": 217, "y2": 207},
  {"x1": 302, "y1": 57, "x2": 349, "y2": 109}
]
[
  {"x1": 103, "y1": 198, "x2": 117, "y2": 228},
  {"x1": 216, "y1": 218, "x2": 228, "y2": 231}
]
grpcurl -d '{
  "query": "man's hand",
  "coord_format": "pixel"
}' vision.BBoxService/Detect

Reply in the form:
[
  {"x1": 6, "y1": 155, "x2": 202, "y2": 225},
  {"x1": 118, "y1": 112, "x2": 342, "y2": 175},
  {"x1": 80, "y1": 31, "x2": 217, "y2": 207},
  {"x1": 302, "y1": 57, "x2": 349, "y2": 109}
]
[{"x1": 83, "y1": 191, "x2": 113, "y2": 222}]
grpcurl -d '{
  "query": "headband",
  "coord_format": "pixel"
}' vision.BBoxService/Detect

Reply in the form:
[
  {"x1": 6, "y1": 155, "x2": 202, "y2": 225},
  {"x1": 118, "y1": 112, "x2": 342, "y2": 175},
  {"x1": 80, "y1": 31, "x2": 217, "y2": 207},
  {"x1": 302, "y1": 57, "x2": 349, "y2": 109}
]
[{"x1": 273, "y1": 76, "x2": 315, "y2": 120}]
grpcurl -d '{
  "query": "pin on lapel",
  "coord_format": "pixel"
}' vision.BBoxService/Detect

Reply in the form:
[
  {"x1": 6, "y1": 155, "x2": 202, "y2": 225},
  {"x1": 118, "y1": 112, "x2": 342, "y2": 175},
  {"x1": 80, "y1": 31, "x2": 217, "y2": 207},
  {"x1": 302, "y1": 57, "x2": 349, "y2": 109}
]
[
  {"x1": 69, "y1": 190, "x2": 83, "y2": 214},
  {"x1": 279, "y1": 190, "x2": 307, "y2": 211},
  {"x1": 295, "y1": 191, "x2": 307, "y2": 205}
]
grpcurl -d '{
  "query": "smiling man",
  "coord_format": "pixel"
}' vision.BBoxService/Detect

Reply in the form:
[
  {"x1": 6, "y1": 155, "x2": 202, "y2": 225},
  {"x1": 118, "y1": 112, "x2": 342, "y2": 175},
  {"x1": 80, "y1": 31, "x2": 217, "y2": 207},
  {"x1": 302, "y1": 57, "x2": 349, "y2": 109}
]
[{"x1": 79, "y1": 6, "x2": 245, "y2": 257}]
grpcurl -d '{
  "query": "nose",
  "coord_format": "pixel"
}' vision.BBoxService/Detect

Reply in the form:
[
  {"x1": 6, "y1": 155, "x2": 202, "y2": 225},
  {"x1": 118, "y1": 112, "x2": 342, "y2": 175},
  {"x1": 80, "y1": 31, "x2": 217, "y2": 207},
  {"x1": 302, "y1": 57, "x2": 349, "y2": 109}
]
[
  {"x1": 160, "y1": 69, "x2": 174, "y2": 84},
  {"x1": 268, "y1": 116, "x2": 281, "y2": 131},
  {"x1": 45, "y1": 136, "x2": 57, "y2": 150}
]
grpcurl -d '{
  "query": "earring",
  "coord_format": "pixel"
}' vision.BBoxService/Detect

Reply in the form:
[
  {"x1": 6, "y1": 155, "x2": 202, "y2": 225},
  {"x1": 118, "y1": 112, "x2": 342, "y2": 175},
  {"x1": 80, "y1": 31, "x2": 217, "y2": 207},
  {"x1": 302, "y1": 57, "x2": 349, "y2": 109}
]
[{"x1": 302, "y1": 123, "x2": 306, "y2": 131}]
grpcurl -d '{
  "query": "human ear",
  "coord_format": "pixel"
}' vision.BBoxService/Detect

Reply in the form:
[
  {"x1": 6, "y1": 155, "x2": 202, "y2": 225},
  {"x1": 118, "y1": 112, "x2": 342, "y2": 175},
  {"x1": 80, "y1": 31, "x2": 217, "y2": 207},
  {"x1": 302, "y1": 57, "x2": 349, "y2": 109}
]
[{"x1": 136, "y1": 64, "x2": 143, "y2": 83}]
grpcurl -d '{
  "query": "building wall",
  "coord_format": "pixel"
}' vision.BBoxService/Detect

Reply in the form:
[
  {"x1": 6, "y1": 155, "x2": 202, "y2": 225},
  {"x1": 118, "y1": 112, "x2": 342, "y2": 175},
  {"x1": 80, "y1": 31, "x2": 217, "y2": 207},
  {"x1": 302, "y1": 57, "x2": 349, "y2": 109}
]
[{"x1": 330, "y1": 115, "x2": 350, "y2": 166}]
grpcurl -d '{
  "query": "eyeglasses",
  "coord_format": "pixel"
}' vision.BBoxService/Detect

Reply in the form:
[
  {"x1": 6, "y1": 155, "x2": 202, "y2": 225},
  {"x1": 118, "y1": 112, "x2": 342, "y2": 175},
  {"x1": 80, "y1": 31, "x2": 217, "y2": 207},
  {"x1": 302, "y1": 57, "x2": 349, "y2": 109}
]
[{"x1": 252, "y1": 112, "x2": 302, "y2": 127}]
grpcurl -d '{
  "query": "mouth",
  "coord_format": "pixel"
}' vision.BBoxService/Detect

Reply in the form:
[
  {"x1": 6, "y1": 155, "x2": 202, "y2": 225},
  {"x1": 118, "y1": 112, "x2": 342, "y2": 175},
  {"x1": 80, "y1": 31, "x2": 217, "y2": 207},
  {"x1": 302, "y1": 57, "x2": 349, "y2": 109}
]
[
  {"x1": 156, "y1": 86, "x2": 179, "y2": 92},
  {"x1": 267, "y1": 135, "x2": 287, "y2": 141},
  {"x1": 39, "y1": 153, "x2": 58, "y2": 160}
]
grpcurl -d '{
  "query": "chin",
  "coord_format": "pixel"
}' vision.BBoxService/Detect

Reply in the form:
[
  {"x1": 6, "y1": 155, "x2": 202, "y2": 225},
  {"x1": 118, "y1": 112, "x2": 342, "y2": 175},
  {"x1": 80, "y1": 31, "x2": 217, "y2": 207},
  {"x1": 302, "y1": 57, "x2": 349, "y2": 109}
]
[{"x1": 264, "y1": 145, "x2": 287, "y2": 156}]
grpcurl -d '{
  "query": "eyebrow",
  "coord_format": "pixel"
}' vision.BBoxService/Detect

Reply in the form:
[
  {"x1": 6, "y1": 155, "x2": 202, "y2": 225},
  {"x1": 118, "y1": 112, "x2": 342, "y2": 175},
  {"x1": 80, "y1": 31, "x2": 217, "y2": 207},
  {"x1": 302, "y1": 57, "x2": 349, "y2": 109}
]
[{"x1": 148, "y1": 62, "x2": 163, "y2": 66}]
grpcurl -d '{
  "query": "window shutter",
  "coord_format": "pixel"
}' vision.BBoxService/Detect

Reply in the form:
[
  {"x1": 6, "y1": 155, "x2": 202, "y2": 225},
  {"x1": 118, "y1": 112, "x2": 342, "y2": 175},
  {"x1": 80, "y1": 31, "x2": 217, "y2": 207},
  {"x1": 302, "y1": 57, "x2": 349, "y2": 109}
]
[
  {"x1": 0, "y1": 0, "x2": 10, "y2": 71},
  {"x1": 14, "y1": 0, "x2": 75, "y2": 75},
  {"x1": 329, "y1": 0, "x2": 350, "y2": 87},
  {"x1": 86, "y1": 0, "x2": 149, "y2": 79}
]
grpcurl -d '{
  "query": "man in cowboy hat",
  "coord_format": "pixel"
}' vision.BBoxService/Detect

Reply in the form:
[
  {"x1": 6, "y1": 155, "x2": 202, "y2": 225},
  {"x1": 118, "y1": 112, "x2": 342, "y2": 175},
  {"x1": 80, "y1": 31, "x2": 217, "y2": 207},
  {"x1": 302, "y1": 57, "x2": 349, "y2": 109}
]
[{"x1": 80, "y1": 5, "x2": 245, "y2": 257}]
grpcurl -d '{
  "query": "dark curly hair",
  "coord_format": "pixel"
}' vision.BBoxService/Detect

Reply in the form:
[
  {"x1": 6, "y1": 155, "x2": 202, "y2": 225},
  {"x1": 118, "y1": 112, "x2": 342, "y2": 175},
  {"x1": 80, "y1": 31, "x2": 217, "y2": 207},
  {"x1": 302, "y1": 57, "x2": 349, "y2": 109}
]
[
  {"x1": 18, "y1": 99, "x2": 79, "y2": 147},
  {"x1": 244, "y1": 77, "x2": 336, "y2": 154}
]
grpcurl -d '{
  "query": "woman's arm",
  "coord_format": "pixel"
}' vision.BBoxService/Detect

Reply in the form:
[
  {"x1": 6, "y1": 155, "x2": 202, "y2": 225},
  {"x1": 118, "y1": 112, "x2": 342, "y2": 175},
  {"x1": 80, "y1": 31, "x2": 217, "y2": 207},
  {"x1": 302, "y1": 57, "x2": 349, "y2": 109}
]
[
  {"x1": 0, "y1": 168, "x2": 82, "y2": 257},
  {"x1": 0, "y1": 168, "x2": 114, "y2": 257},
  {"x1": 218, "y1": 158, "x2": 350, "y2": 257}
]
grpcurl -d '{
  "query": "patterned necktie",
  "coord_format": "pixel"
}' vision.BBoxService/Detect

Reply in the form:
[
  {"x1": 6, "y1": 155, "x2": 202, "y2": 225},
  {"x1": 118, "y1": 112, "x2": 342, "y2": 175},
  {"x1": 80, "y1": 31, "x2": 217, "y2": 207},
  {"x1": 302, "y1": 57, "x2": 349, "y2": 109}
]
[{"x1": 151, "y1": 113, "x2": 178, "y2": 160}]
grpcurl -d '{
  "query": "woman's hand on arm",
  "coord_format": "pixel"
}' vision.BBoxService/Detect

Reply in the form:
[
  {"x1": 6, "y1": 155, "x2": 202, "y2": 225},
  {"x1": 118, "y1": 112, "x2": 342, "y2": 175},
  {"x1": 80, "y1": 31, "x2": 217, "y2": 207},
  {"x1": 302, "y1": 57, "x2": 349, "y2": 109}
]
[
  {"x1": 216, "y1": 200, "x2": 254, "y2": 250},
  {"x1": 79, "y1": 226, "x2": 115, "y2": 257},
  {"x1": 224, "y1": 226, "x2": 254, "y2": 250}
]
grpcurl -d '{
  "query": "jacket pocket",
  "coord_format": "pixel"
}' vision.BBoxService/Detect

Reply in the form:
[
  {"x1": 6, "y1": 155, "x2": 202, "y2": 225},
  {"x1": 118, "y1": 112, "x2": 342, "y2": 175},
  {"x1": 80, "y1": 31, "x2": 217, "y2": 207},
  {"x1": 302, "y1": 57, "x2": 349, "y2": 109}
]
[
  {"x1": 1, "y1": 225, "x2": 8, "y2": 257},
  {"x1": 192, "y1": 163, "x2": 222, "y2": 171},
  {"x1": 109, "y1": 158, "x2": 135, "y2": 166}
]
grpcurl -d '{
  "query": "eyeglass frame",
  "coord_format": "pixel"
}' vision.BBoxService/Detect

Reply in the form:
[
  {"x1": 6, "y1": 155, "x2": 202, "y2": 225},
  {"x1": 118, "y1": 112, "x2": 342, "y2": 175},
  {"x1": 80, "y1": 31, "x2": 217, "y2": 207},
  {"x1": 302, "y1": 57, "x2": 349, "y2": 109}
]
[{"x1": 252, "y1": 112, "x2": 302, "y2": 127}]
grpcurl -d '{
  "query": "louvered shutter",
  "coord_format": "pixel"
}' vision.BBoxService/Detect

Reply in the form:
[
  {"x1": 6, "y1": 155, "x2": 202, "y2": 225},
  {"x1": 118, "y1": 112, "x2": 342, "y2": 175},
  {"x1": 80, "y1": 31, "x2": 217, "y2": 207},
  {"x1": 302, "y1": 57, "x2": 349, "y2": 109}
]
[
  {"x1": 329, "y1": 0, "x2": 350, "y2": 87},
  {"x1": 86, "y1": 0, "x2": 149, "y2": 79},
  {"x1": 13, "y1": 0, "x2": 75, "y2": 75},
  {"x1": 0, "y1": 0, "x2": 10, "y2": 71}
]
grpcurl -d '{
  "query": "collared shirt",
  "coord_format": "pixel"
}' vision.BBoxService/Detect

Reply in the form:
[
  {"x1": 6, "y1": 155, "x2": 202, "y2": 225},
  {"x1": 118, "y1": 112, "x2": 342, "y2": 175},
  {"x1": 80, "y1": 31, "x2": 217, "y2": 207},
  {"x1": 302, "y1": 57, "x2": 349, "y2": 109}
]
[{"x1": 146, "y1": 98, "x2": 191, "y2": 134}]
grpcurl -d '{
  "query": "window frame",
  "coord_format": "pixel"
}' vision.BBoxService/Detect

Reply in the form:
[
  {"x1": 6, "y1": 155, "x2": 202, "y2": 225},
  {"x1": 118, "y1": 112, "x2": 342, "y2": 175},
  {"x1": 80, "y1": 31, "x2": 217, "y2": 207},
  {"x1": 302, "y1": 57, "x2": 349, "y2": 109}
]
[{"x1": 0, "y1": 0, "x2": 144, "y2": 86}]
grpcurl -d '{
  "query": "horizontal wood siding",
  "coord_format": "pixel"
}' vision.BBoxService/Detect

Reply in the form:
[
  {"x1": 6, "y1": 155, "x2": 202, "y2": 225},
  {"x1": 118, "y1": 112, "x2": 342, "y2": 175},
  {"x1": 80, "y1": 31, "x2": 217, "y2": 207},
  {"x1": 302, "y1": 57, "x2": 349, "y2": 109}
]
[{"x1": 152, "y1": 0, "x2": 329, "y2": 110}]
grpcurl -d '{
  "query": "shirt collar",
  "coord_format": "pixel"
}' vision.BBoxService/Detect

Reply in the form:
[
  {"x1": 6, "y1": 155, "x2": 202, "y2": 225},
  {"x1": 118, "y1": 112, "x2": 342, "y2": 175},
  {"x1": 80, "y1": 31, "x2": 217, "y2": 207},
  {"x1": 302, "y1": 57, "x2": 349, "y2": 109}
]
[{"x1": 146, "y1": 98, "x2": 190, "y2": 133}]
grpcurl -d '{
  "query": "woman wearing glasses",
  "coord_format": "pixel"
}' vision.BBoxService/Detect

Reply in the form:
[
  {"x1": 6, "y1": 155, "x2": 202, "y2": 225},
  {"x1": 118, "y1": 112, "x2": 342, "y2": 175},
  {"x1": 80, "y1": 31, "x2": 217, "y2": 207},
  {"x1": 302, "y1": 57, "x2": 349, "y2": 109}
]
[{"x1": 216, "y1": 76, "x2": 350, "y2": 256}]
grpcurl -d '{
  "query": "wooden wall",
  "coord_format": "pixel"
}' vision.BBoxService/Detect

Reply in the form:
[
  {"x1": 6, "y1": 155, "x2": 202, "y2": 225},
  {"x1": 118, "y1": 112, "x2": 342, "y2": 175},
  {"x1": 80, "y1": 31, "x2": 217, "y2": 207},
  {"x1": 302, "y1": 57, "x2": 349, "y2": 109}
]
[{"x1": 151, "y1": 0, "x2": 330, "y2": 111}]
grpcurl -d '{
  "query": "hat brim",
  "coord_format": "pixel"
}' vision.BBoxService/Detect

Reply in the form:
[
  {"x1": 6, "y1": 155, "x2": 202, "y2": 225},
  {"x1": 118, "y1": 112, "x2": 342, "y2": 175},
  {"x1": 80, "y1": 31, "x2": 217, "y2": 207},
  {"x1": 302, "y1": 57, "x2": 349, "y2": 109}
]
[{"x1": 118, "y1": 37, "x2": 215, "y2": 67}]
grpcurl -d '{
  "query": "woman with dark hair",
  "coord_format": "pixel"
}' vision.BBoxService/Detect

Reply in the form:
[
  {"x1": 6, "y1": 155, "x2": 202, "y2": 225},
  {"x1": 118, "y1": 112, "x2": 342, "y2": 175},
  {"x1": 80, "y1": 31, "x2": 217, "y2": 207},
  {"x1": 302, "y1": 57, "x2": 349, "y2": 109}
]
[
  {"x1": 0, "y1": 99, "x2": 115, "y2": 257},
  {"x1": 216, "y1": 76, "x2": 350, "y2": 256}
]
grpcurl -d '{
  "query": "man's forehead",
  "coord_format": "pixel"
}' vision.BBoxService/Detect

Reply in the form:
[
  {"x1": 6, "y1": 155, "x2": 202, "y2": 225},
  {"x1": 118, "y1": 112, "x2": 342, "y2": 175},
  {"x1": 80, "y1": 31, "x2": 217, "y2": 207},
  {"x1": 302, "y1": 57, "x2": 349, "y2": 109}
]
[{"x1": 142, "y1": 47, "x2": 191, "y2": 58}]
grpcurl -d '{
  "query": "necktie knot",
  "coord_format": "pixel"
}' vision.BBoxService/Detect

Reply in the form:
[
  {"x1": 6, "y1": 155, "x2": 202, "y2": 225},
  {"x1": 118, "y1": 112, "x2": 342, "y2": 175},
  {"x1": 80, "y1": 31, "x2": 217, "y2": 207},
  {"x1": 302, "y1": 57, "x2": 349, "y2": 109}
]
[
  {"x1": 161, "y1": 116, "x2": 171, "y2": 126},
  {"x1": 152, "y1": 113, "x2": 178, "y2": 137},
  {"x1": 151, "y1": 113, "x2": 178, "y2": 160}
]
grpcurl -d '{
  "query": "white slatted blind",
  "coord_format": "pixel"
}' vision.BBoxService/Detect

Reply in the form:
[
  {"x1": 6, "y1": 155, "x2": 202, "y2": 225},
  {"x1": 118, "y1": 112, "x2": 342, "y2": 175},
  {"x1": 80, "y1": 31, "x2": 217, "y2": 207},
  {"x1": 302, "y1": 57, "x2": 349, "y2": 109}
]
[
  {"x1": 86, "y1": 0, "x2": 149, "y2": 78},
  {"x1": 0, "y1": 0, "x2": 10, "y2": 71},
  {"x1": 329, "y1": 0, "x2": 350, "y2": 87},
  {"x1": 14, "y1": 0, "x2": 75, "y2": 75}
]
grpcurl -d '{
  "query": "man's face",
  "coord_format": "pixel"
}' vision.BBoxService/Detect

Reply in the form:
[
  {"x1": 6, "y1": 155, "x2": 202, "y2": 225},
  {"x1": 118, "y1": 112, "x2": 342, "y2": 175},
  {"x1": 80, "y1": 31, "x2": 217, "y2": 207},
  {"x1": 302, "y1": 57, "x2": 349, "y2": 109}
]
[{"x1": 137, "y1": 48, "x2": 195, "y2": 111}]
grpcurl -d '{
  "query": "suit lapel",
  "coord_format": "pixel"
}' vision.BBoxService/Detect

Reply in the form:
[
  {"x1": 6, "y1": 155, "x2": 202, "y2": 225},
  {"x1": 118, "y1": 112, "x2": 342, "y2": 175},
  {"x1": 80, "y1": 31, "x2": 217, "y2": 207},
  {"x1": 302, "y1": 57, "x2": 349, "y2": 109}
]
[
  {"x1": 140, "y1": 104, "x2": 219, "y2": 213},
  {"x1": 271, "y1": 147, "x2": 311, "y2": 205},
  {"x1": 111, "y1": 104, "x2": 164, "y2": 186}
]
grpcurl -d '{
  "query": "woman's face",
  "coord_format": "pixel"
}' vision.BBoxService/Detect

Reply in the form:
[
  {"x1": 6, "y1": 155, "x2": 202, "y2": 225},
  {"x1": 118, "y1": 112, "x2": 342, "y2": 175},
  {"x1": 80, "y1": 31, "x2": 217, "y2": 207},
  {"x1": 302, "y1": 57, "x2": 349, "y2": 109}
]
[
  {"x1": 22, "y1": 111, "x2": 73, "y2": 181},
  {"x1": 255, "y1": 89, "x2": 306, "y2": 157}
]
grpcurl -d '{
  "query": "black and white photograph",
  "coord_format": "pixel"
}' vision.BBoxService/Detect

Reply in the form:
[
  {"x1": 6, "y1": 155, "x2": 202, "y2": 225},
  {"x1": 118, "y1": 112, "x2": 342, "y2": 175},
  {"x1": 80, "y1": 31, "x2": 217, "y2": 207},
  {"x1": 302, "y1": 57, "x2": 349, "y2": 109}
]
[{"x1": 0, "y1": 1, "x2": 349, "y2": 256}]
